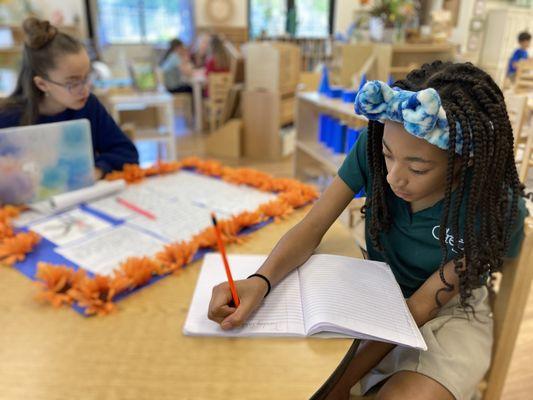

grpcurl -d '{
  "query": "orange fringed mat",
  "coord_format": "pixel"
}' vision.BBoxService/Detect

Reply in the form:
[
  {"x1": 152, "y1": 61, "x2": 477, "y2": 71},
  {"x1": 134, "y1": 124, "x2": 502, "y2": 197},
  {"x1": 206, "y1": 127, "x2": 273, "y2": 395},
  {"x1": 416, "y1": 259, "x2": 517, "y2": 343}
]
[{"x1": 1, "y1": 159, "x2": 318, "y2": 316}]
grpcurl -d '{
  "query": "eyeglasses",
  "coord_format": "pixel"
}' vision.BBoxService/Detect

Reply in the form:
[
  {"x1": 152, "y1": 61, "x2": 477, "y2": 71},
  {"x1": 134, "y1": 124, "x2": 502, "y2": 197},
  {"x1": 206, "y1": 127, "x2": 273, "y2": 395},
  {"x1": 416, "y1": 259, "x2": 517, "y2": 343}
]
[{"x1": 43, "y1": 76, "x2": 92, "y2": 96}]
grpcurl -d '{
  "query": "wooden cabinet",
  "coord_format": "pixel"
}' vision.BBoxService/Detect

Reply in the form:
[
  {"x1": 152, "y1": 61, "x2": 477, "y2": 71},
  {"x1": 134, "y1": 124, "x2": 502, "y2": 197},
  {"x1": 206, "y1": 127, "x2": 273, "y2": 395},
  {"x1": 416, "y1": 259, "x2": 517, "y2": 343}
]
[
  {"x1": 245, "y1": 41, "x2": 300, "y2": 96},
  {"x1": 242, "y1": 42, "x2": 301, "y2": 160}
]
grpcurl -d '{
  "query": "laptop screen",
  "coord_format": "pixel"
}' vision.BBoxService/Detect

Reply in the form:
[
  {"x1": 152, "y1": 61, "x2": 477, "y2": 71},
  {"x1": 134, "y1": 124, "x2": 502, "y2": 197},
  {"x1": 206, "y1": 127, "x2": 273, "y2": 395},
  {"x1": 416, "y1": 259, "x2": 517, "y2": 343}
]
[{"x1": 0, "y1": 119, "x2": 95, "y2": 205}]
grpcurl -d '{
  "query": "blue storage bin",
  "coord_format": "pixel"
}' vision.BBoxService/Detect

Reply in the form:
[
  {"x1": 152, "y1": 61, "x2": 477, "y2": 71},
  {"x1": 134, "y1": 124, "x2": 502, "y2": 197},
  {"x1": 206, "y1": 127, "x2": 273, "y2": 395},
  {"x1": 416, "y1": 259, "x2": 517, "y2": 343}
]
[
  {"x1": 342, "y1": 90, "x2": 357, "y2": 103},
  {"x1": 328, "y1": 86, "x2": 343, "y2": 99},
  {"x1": 332, "y1": 123, "x2": 346, "y2": 154},
  {"x1": 345, "y1": 128, "x2": 360, "y2": 153},
  {"x1": 326, "y1": 118, "x2": 339, "y2": 149},
  {"x1": 318, "y1": 114, "x2": 329, "y2": 144}
]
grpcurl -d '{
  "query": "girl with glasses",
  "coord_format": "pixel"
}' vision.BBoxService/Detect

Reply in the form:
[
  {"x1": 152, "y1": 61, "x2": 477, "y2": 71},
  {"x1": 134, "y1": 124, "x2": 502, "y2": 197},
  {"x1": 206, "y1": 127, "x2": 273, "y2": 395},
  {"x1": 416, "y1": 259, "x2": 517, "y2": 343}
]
[{"x1": 0, "y1": 18, "x2": 138, "y2": 180}]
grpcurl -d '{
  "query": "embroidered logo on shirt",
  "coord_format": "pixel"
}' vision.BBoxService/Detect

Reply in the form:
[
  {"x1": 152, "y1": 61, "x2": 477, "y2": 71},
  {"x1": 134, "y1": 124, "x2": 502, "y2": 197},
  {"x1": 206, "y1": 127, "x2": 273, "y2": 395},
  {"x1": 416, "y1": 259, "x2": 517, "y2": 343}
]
[{"x1": 432, "y1": 225, "x2": 464, "y2": 254}]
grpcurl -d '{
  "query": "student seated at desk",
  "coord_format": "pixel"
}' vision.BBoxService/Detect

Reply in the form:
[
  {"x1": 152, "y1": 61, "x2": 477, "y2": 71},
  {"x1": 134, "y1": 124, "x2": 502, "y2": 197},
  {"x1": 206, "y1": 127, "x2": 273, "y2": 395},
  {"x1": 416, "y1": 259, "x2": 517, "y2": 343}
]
[
  {"x1": 204, "y1": 35, "x2": 230, "y2": 77},
  {"x1": 159, "y1": 38, "x2": 193, "y2": 94},
  {"x1": 507, "y1": 31, "x2": 531, "y2": 80},
  {"x1": 0, "y1": 18, "x2": 139, "y2": 180},
  {"x1": 208, "y1": 62, "x2": 529, "y2": 400}
]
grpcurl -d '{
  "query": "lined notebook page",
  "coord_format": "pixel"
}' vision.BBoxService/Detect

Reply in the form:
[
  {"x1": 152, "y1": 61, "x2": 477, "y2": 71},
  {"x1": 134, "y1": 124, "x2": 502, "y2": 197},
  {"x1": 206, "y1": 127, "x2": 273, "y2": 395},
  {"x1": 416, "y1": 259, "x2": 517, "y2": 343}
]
[
  {"x1": 183, "y1": 254, "x2": 306, "y2": 337},
  {"x1": 299, "y1": 254, "x2": 426, "y2": 350}
]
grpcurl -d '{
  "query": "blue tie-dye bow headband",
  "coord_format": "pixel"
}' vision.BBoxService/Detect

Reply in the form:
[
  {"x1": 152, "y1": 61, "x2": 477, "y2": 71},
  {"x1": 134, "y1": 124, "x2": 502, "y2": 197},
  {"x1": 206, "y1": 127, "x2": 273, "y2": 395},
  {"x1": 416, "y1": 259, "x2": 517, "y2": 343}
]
[{"x1": 354, "y1": 80, "x2": 464, "y2": 154}]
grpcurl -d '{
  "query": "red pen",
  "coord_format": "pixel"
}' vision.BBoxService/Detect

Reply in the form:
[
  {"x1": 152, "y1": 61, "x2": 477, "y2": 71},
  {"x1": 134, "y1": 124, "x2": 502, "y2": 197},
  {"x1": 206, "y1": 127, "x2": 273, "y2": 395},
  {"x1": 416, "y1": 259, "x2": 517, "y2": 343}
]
[
  {"x1": 211, "y1": 212, "x2": 240, "y2": 307},
  {"x1": 116, "y1": 197, "x2": 157, "y2": 220}
]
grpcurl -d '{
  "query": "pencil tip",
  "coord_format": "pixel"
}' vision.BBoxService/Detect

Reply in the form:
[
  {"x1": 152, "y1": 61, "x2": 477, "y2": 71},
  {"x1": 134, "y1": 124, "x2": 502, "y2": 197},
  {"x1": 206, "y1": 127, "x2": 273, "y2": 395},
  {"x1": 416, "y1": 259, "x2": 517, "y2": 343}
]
[{"x1": 210, "y1": 213, "x2": 217, "y2": 226}]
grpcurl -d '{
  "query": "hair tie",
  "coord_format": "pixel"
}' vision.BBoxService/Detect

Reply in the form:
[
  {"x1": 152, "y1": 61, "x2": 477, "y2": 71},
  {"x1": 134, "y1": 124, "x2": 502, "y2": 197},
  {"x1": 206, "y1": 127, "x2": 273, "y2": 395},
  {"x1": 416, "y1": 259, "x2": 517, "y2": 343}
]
[{"x1": 355, "y1": 80, "x2": 466, "y2": 154}]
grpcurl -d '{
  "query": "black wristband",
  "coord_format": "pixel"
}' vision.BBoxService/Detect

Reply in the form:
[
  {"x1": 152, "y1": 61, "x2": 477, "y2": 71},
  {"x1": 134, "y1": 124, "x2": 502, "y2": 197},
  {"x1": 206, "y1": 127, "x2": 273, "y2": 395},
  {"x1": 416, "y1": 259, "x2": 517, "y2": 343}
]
[{"x1": 247, "y1": 273, "x2": 271, "y2": 298}]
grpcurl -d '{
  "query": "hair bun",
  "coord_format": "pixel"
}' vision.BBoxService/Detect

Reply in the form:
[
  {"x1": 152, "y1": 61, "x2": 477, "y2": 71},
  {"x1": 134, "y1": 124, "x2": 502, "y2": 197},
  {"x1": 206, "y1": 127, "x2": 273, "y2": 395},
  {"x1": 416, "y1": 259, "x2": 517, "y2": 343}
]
[{"x1": 23, "y1": 17, "x2": 58, "y2": 50}]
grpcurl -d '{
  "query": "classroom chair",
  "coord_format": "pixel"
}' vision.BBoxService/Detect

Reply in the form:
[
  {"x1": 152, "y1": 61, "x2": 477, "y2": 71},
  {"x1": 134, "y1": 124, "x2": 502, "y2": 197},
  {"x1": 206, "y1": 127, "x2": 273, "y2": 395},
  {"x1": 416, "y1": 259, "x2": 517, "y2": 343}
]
[
  {"x1": 514, "y1": 60, "x2": 533, "y2": 93},
  {"x1": 172, "y1": 93, "x2": 193, "y2": 127},
  {"x1": 204, "y1": 72, "x2": 233, "y2": 132},
  {"x1": 310, "y1": 216, "x2": 533, "y2": 400},
  {"x1": 153, "y1": 66, "x2": 193, "y2": 127},
  {"x1": 518, "y1": 127, "x2": 533, "y2": 183},
  {"x1": 503, "y1": 92, "x2": 528, "y2": 154}
]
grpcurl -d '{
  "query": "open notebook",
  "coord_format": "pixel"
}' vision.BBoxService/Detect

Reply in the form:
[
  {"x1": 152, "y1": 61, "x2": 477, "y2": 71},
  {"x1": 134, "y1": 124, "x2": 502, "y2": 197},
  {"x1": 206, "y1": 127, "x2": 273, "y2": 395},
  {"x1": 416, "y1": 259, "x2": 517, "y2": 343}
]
[{"x1": 184, "y1": 254, "x2": 427, "y2": 350}]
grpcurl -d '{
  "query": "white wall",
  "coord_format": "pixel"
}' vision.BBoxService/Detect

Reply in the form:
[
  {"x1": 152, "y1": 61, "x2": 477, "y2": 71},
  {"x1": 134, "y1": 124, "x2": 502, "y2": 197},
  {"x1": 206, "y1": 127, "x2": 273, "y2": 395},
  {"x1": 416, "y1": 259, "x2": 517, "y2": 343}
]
[
  {"x1": 194, "y1": 0, "x2": 248, "y2": 27},
  {"x1": 450, "y1": 0, "x2": 474, "y2": 52},
  {"x1": 333, "y1": 0, "x2": 362, "y2": 35}
]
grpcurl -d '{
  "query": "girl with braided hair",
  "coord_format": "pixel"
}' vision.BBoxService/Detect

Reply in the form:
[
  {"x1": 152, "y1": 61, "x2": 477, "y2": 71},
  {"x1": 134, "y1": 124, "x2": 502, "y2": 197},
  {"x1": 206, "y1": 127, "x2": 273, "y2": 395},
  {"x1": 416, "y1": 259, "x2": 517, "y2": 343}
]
[{"x1": 208, "y1": 61, "x2": 528, "y2": 399}]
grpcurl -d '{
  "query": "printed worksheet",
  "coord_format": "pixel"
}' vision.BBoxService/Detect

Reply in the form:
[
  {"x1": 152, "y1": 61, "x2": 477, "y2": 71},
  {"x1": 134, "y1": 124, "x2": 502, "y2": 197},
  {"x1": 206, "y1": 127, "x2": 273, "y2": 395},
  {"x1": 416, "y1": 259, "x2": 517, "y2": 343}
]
[
  {"x1": 55, "y1": 224, "x2": 167, "y2": 275},
  {"x1": 29, "y1": 209, "x2": 111, "y2": 246},
  {"x1": 86, "y1": 195, "x2": 135, "y2": 220},
  {"x1": 141, "y1": 171, "x2": 276, "y2": 216},
  {"x1": 122, "y1": 188, "x2": 213, "y2": 242}
]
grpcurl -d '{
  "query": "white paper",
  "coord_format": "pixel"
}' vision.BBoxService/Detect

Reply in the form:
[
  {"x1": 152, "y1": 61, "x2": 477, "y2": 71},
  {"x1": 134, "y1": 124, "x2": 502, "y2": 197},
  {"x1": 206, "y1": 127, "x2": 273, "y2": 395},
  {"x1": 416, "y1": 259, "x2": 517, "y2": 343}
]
[
  {"x1": 184, "y1": 254, "x2": 306, "y2": 337},
  {"x1": 183, "y1": 254, "x2": 427, "y2": 350},
  {"x1": 12, "y1": 209, "x2": 48, "y2": 228},
  {"x1": 299, "y1": 254, "x2": 426, "y2": 350},
  {"x1": 29, "y1": 209, "x2": 112, "y2": 246},
  {"x1": 55, "y1": 224, "x2": 166, "y2": 276},
  {"x1": 30, "y1": 179, "x2": 126, "y2": 213},
  {"x1": 142, "y1": 171, "x2": 276, "y2": 216},
  {"x1": 86, "y1": 195, "x2": 135, "y2": 220},
  {"x1": 118, "y1": 186, "x2": 213, "y2": 242}
]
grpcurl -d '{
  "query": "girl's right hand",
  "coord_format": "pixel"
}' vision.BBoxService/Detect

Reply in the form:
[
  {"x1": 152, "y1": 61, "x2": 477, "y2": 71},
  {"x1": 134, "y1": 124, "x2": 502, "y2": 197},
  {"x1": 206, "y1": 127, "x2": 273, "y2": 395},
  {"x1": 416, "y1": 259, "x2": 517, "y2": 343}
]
[{"x1": 207, "y1": 277, "x2": 268, "y2": 330}]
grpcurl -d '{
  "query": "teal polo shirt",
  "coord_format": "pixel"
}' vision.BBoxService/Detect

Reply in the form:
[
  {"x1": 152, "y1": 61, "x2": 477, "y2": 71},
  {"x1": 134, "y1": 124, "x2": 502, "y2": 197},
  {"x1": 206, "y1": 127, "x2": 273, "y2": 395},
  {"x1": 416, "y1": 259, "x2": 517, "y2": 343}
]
[{"x1": 338, "y1": 129, "x2": 529, "y2": 298}]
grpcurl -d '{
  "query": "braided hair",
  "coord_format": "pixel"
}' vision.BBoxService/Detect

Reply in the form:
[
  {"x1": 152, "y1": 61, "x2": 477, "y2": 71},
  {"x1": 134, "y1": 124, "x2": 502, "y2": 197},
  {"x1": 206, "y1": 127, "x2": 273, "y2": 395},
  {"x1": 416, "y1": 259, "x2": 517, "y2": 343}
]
[{"x1": 366, "y1": 61, "x2": 524, "y2": 309}]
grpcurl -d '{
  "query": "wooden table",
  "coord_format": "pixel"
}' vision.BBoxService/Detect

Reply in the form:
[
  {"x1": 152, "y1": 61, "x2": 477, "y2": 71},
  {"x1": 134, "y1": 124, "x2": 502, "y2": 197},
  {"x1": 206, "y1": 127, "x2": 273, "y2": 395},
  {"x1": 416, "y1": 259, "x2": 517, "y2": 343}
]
[{"x1": 0, "y1": 208, "x2": 360, "y2": 400}]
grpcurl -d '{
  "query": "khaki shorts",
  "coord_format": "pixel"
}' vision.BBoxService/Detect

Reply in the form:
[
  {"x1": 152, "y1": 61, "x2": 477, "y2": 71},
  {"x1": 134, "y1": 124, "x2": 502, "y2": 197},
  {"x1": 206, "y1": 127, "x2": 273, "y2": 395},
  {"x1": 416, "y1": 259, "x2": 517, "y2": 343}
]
[{"x1": 350, "y1": 287, "x2": 493, "y2": 400}]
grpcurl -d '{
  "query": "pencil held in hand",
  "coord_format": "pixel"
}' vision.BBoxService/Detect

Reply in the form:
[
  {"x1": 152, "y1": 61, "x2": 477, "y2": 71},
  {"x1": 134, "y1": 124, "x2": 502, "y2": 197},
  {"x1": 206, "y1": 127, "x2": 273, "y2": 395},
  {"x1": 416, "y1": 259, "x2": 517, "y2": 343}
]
[{"x1": 211, "y1": 212, "x2": 240, "y2": 307}]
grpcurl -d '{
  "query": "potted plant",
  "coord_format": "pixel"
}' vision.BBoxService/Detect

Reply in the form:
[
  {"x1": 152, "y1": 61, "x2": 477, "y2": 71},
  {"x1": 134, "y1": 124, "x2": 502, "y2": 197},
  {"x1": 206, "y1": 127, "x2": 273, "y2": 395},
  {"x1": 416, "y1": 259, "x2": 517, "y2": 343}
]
[{"x1": 369, "y1": 0, "x2": 418, "y2": 43}]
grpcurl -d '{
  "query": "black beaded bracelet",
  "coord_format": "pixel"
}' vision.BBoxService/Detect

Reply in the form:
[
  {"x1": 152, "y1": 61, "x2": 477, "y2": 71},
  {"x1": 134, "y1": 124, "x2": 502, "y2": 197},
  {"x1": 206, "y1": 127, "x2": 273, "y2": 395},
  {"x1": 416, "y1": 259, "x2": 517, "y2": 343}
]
[{"x1": 247, "y1": 273, "x2": 271, "y2": 298}]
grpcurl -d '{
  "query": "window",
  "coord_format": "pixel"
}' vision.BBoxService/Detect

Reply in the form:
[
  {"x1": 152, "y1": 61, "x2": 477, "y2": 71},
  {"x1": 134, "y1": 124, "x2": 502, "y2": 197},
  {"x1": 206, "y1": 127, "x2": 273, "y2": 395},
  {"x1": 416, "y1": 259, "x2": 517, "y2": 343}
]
[
  {"x1": 295, "y1": 0, "x2": 330, "y2": 38},
  {"x1": 249, "y1": 0, "x2": 332, "y2": 39},
  {"x1": 249, "y1": 0, "x2": 287, "y2": 38},
  {"x1": 96, "y1": 0, "x2": 194, "y2": 45}
]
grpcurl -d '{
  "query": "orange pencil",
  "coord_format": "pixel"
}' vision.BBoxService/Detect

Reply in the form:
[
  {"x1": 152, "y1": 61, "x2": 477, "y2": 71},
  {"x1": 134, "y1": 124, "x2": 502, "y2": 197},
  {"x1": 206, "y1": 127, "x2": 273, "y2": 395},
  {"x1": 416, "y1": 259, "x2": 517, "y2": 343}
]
[{"x1": 210, "y1": 212, "x2": 240, "y2": 307}]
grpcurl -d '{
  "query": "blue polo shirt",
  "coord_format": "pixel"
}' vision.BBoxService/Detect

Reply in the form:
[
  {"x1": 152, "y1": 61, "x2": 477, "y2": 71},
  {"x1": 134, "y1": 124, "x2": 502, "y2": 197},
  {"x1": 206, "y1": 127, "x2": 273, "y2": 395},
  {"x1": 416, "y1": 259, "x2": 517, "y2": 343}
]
[
  {"x1": 507, "y1": 48, "x2": 529, "y2": 76},
  {"x1": 0, "y1": 94, "x2": 139, "y2": 174},
  {"x1": 338, "y1": 129, "x2": 528, "y2": 297}
]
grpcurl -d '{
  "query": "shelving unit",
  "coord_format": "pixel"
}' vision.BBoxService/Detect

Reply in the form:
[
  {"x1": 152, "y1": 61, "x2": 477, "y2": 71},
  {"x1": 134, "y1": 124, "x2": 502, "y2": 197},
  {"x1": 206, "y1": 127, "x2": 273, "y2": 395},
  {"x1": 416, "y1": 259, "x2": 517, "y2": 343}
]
[
  {"x1": 242, "y1": 42, "x2": 300, "y2": 160},
  {"x1": 294, "y1": 91, "x2": 369, "y2": 235},
  {"x1": 294, "y1": 91, "x2": 367, "y2": 181},
  {"x1": 259, "y1": 36, "x2": 332, "y2": 72}
]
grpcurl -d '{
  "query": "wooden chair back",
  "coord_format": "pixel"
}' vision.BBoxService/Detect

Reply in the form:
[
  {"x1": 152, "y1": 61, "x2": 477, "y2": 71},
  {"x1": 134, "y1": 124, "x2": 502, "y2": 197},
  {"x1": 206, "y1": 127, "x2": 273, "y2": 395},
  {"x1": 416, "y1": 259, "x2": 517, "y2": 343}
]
[
  {"x1": 503, "y1": 92, "x2": 527, "y2": 153},
  {"x1": 515, "y1": 59, "x2": 533, "y2": 93}
]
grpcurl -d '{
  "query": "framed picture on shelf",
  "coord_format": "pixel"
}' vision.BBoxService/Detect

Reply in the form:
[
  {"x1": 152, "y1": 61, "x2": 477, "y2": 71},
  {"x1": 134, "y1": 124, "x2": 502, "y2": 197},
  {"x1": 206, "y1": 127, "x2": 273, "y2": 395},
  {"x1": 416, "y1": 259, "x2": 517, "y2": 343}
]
[{"x1": 128, "y1": 62, "x2": 158, "y2": 92}]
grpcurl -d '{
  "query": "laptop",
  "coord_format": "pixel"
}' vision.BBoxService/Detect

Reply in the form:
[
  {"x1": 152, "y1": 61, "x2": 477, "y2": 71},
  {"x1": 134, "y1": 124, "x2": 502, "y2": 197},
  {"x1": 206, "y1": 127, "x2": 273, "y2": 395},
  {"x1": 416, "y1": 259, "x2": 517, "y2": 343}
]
[{"x1": 0, "y1": 119, "x2": 95, "y2": 205}]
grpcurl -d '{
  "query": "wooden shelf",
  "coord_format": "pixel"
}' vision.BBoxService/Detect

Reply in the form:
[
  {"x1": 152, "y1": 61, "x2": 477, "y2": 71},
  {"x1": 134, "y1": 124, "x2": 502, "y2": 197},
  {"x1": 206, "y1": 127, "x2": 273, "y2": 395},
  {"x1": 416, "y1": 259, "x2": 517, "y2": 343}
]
[
  {"x1": 392, "y1": 43, "x2": 456, "y2": 53},
  {"x1": 293, "y1": 91, "x2": 367, "y2": 183},
  {"x1": 296, "y1": 140, "x2": 345, "y2": 174},
  {"x1": 297, "y1": 92, "x2": 367, "y2": 122}
]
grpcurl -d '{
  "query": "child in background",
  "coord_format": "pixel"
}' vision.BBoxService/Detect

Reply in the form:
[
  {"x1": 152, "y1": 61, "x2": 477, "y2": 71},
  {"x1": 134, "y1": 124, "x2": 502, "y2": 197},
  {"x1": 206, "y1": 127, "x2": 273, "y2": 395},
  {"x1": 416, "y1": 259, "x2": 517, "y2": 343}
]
[
  {"x1": 0, "y1": 18, "x2": 138, "y2": 179},
  {"x1": 204, "y1": 35, "x2": 230, "y2": 77},
  {"x1": 208, "y1": 61, "x2": 528, "y2": 399},
  {"x1": 159, "y1": 38, "x2": 193, "y2": 94},
  {"x1": 190, "y1": 32, "x2": 211, "y2": 69},
  {"x1": 507, "y1": 31, "x2": 530, "y2": 79}
]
